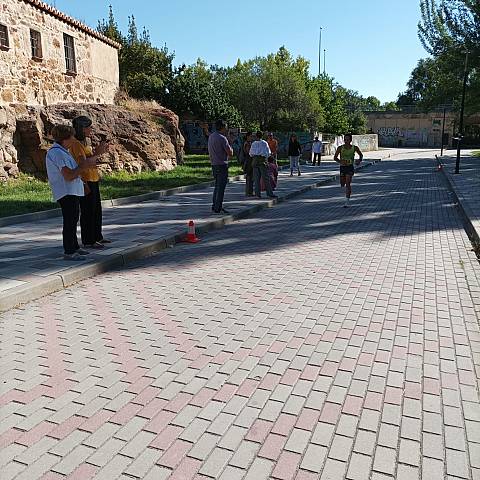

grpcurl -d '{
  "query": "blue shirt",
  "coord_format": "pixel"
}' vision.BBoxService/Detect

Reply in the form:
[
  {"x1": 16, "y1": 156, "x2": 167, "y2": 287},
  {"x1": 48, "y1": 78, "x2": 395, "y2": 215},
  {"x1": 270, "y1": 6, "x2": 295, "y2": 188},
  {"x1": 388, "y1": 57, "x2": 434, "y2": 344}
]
[{"x1": 46, "y1": 143, "x2": 85, "y2": 201}]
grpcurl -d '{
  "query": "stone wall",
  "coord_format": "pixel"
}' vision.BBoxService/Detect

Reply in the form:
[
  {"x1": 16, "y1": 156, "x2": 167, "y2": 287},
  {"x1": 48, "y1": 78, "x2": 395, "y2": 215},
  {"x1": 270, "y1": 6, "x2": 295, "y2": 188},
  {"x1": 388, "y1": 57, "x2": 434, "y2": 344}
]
[
  {"x1": 0, "y1": 0, "x2": 119, "y2": 107},
  {"x1": 0, "y1": 104, "x2": 18, "y2": 180},
  {"x1": 366, "y1": 112, "x2": 456, "y2": 148}
]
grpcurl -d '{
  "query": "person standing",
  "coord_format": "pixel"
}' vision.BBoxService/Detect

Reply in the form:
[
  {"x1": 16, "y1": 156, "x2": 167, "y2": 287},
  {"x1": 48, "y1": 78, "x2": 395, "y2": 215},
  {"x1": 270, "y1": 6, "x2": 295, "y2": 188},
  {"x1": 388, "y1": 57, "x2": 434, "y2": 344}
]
[
  {"x1": 334, "y1": 133, "x2": 363, "y2": 207},
  {"x1": 249, "y1": 131, "x2": 277, "y2": 199},
  {"x1": 267, "y1": 132, "x2": 278, "y2": 162},
  {"x1": 312, "y1": 136, "x2": 322, "y2": 166},
  {"x1": 208, "y1": 119, "x2": 233, "y2": 214},
  {"x1": 242, "y1": 131, "x2": 254, "y2": 197},
  {"x1": 70, "y1": 116, "x2": 110, "y2": 249},
  {"x1": 288, "y1": 133, "x2": 302, "y2": 176},
  {"x1": 46, "y1": 125, "x2": 96, "y2": 261}
]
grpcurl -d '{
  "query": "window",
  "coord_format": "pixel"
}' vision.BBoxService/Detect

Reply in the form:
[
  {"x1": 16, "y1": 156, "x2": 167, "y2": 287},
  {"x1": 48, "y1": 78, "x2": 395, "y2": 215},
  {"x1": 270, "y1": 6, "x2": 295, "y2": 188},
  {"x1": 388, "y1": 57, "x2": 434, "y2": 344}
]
[
  {"x1": 0, "y1": 24, "x2": 9, "y2": 49},
  {"x1": 63, "y1": 33, "x2": 76, "y2": 73},
  {"x1": 30, "y1": 29, "x2": 42, "y2": 59}
]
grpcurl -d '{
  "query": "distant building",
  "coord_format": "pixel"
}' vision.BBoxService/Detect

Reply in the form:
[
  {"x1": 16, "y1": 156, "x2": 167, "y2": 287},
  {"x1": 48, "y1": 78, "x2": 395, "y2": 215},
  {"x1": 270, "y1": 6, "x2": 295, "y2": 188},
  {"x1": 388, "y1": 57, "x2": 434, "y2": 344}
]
[
  {"x1": 366, "y1": 110, "x2": 480, "y2": 148},
  {"x1": 0, "y1": 0, "x2": 120, "y2": 106}
]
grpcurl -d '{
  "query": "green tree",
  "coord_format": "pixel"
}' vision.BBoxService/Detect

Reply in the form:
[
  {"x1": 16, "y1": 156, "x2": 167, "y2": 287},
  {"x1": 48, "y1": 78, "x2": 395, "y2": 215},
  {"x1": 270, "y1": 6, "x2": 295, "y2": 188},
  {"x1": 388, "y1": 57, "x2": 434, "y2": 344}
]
[
  {"x1": 98, "y1": 8, "x2": 174, "y2": 101},
  {"x1": 165, "y1": 60, "x2": 242, "y2": 126}
]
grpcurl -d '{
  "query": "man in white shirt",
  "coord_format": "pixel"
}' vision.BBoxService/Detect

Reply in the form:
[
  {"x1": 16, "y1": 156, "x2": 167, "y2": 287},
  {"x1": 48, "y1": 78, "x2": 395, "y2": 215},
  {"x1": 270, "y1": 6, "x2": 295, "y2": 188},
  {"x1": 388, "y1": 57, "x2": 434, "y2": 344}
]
[
  {"x1": 312, "y1": 136, "x2": 322, "y2": 166},
  {"x1": 249, "y1": 131, "x2": 277, "y2": 199}
]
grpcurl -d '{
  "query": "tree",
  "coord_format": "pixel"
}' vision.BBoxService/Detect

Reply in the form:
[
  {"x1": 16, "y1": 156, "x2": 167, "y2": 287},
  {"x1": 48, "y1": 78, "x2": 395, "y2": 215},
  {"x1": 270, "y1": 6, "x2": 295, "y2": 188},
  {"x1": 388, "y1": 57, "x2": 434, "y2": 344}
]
[
  {"x1": 224, "y1": 47, "x2": 324, "y2": 131},
  {"x1": 165, "y1": 60, "x2": 242, "y2": 126},
  {"x1": 98, "y1": 8, "x2": 175, "y2": 101}
]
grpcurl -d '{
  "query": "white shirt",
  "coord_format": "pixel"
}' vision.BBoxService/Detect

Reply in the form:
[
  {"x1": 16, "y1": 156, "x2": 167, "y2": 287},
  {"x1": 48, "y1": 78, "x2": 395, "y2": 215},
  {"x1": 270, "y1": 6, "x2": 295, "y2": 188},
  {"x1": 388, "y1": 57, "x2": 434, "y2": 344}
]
[
  {"x1": 313, "y1": 140, "x2": 322, "y2": 154},
  {"x1": 249, "y1": 139, "x2": 271, "y2": 158},
  {"x1": 46, "y1": 143, "x2": 85, "y2": 202}
]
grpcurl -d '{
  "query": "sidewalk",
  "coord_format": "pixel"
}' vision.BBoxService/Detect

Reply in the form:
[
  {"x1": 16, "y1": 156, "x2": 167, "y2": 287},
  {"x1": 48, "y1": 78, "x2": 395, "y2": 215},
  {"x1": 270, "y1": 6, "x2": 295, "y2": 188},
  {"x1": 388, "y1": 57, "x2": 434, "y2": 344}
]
[
  {"x1": 0, "y1": 149, "x2": 422, "y2": 312},
  {"x1": 438, "y1": 150, "x2": 480, "y2": 243}
]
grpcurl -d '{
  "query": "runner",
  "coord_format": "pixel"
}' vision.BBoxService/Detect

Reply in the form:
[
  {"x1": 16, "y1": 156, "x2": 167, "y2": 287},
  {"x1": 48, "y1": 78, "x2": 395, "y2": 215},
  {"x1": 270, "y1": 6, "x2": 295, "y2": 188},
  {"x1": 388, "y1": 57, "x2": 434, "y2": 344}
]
[{"x1": 334, "y1": 133, "x2": 363, "y2": 207}]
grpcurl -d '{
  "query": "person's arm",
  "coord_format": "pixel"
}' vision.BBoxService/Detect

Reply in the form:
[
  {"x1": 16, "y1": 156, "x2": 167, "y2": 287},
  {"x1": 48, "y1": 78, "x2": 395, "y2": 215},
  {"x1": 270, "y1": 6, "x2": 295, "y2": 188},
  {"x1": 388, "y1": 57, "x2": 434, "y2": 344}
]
[
  {"x1": 354, "y1": 146, "x2": 364, "y2": 164},
  {"x1": 334, "y1": 146, "x2": 342, "y2": 163},
  {"x1": 224, "y1": 138, "x2": 233, "y2": 158},
  {"x1": 60, "y1": 158, "x2": 96, "y2": 181}
]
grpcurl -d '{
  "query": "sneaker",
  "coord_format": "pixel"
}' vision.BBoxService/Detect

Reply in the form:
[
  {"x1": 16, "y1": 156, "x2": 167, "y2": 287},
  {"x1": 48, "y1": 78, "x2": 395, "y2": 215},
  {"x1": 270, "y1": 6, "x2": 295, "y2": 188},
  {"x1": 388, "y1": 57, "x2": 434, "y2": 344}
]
[
  {"x1": 99, "y1": 238, "x2": 112, "y2": 244},
  {"x1": 76, "y1": 248, "x2": 90, "y2": 256},
  {"x1": 343, "y1": 198, "x2": 350, "y2": 208},
  {"x1": 298, "y1": 172, "x2": 301, "y2": 176},
  {"x1": 64, "y1": 252, "x2": 86, "y2": 261},
  {"x1": 289, "y1": 173, "x2": 293, "y2": 177}
]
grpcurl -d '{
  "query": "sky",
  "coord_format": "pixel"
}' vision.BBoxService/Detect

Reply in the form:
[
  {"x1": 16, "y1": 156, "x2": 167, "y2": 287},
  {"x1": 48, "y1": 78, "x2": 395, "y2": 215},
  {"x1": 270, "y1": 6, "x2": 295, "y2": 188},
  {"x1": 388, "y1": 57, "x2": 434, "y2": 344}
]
[{"x1": 47, "y1": 0, "x2": 428, "y2": 103}]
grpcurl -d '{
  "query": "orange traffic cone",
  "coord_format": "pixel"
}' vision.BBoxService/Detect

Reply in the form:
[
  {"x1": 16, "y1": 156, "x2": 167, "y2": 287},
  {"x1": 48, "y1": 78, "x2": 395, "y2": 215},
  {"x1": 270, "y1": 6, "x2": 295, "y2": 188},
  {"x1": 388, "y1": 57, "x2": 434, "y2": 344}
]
[{"x1": 183, "y1": 220, "x2": 200, "y2": 243}]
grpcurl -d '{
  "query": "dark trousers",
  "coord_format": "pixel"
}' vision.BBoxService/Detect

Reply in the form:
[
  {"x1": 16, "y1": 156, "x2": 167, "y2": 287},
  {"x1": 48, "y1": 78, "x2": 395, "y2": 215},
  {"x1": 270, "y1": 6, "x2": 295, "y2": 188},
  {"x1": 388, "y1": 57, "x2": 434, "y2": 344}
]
[
  {"x1": 80, "y1": 181, "x2": 103, "y2": 245},
  {"x1": 212, "y1": 164, "x2": 229, "y2": 212},
  {"x1": 244, "y1": 157, "x2": 254, "y2": 195},
  {"x1": 312, "y1": 152, "x2": 322, "y2": 165},
  {"x1": 58, "y1": 195, "x2": 80, "y2": 254},
  {"x1": 252, "y1": 156, "x2": 273, "y2": 197}
]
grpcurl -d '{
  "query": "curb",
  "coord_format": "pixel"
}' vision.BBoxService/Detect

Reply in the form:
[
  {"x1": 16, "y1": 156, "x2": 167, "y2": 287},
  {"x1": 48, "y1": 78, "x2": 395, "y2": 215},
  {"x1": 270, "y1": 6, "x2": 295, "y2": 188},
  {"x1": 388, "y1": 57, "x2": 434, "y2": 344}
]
[
  {"x1": 0, "y1": 159, "x2": 382, "y2": 312},
  {"x1": 436, "y1": 155, "x2": 480, "y2": 245}
]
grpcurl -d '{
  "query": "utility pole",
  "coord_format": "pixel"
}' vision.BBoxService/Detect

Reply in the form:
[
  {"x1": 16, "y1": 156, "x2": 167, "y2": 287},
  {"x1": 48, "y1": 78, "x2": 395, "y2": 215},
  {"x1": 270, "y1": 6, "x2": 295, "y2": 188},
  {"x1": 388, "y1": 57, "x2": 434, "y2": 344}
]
[
  {"x1": 455, "y1": 51, "x2": 469, "y2": 174},
  {"x1": 440, "y1": 106, "x2": 446, "y2": 156},
  {"x1": 318, "y1": 27, "x2": 322, "y2": 77},
  {"x1": 323, "y1": 49, "x2": 326, "y2": 75}
]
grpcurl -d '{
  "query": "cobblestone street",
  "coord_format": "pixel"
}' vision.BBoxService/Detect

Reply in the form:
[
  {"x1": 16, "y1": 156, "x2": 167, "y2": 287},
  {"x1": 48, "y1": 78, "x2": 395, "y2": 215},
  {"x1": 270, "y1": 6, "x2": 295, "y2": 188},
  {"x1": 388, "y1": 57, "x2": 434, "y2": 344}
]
[{"x1": 1, "y1": 153, "x2": 480, "y2": 479}]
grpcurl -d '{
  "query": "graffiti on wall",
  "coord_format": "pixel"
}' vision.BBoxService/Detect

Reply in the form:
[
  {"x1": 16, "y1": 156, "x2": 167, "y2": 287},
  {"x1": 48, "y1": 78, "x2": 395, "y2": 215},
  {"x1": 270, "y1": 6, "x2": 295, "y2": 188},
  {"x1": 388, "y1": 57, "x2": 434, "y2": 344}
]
[
  {"x1": 181, "y1": 122, "x2": 314, "y2": 156},
  {"x1": 377, "y1": 126, "x2": 433, "y2": 147}
]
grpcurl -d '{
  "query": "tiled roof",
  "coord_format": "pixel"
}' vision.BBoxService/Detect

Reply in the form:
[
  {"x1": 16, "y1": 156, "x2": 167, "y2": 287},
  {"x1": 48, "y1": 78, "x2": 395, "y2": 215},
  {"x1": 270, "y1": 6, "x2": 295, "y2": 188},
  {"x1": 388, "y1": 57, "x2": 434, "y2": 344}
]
[{"x1": 21, "y1": 0, "x2": 122, "y2": 49}]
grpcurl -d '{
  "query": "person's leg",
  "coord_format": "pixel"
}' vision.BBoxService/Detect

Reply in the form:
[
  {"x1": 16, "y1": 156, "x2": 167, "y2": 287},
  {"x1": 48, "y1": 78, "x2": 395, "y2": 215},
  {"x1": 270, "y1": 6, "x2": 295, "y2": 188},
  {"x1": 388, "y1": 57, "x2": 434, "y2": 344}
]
[
  {"x1": 58, "y1": 195, "x2": 80, "y2": 254},
  {"x1": 80, "y1": 185, "x2": 96, "y2": 245},
  {"x1": 212, "y1": 165, "x2": 220, "y2": 211},
  {"x1": 87, "y1": 181, "x2": 103, "y2": 243},
  {"x1": 312, "y1": 153, "x2": 317, "y2": 166},
  {"x1": 345, "y1": 175, "x2": 353, "y2": 198},
  {"x1": 253, "y1": 158, "x2": 261, "y2": 197},
  {"x1": 296, "y1": 156, "x2": 301, "y2": 175},
  {"x1": 340, "y1": 174, "x2": 346, "y2": 190},
  {"x1": 289, "y1": 156, "x2": 294, "y2": 176},
  {"x1": 259, "y1": 161, "x2": 274, "y2": 197},
  {"x1": 216, "y1": 165, "x2": 229, "y2": 210}
]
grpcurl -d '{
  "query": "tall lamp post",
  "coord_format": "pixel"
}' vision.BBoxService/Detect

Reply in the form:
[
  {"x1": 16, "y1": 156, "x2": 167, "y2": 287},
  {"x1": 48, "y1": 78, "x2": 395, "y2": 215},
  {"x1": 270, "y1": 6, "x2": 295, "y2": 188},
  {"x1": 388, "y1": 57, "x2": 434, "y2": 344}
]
[
  {"x1": 455, "y1": 51, "x2": 469, "y2": 174},
  {"x1": 323, "y1": 49, "x2": 326, "y2": 75},
  {"x1": 318, "y1": 27, "x2": 322, "y2": 76}
]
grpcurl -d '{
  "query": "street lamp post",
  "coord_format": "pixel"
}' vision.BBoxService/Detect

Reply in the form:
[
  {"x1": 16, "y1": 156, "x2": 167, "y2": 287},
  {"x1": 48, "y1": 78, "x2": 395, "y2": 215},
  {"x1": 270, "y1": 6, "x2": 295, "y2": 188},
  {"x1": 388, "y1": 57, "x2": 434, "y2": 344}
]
[
  {"x1": 318, "y1": 27, "x2": 322, "y2": 77},
  {"x1": 440, "y1": 106, "x2": 446, "y2": 156},
  {"x1": 323, "y1": 49, "x2": 326, "y2": 75},
  {"x1": 455, "y1": 51, "x2": 469, "y2": 174}
]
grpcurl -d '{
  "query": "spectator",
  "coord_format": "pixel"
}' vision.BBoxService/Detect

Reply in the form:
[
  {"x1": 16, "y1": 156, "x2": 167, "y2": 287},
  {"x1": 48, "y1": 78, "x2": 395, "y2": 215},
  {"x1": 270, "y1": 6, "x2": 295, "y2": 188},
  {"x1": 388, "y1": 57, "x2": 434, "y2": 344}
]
[
  {"x1": 312, "y1": 136, "x2": 322, "y2": 165},
  {"x1": 261, "y1": 155, "x2": 279, "y2": 191},
  {"x1": 242, "y1": 131, "x2": 254, "y2": 197},
  {"x1": 208, "y1": 119, "x2": 233, "y2": 214},
  {"x1": 46, "y1": 125, "x2": 96, "y2": 261},
  {"x1": 267, "y1": 132, "x2": 279, "y2": 161},
  {"x1": 70, "y1": 116, "x2": 110, "y2": 250},
  {"x1": 249, "y1": 131, "x2": 277, "y2": 199},
  {"x1": 288, "y1": 133, "x2": 302, "y2": 176}
]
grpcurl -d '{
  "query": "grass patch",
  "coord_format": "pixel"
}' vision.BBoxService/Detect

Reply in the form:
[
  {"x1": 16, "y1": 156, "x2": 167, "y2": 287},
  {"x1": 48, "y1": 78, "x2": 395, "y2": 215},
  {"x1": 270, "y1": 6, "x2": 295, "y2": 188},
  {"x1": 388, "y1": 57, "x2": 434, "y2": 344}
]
[
  {"x1": 473, "y1": 151, "x2": 480, "y2": 157},
  {"x1": 0, "y1": 155, "x2": 288, "y2": 218}
]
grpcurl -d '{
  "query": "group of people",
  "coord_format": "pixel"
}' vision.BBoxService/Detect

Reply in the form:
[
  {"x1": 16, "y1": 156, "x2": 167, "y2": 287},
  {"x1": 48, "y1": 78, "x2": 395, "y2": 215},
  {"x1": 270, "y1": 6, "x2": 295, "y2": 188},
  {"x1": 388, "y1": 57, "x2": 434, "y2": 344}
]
[
  {"x1": 47, "y1": 118, "x2": 363, "y2": 259},
  {"x1": 208, "y1": 121, "x2": 364, "y2": 212},
  {"x1": 46, "y1": 116, "x2": 111, "y2": 261}
]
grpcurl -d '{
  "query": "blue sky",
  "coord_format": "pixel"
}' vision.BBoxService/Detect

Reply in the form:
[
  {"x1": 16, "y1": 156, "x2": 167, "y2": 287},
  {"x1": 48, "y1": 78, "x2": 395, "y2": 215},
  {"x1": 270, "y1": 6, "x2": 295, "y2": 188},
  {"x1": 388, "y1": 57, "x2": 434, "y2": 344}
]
[{"x1": 47, "y1": 0, "x2": 427, "y2": 102}]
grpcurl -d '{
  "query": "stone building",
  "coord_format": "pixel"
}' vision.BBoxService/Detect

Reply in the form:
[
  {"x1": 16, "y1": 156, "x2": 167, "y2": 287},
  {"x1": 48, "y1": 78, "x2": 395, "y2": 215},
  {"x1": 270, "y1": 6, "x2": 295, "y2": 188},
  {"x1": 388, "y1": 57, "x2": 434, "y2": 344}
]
[{"x1": 0, "y1": 0, "x2": 120, "y2": 106}]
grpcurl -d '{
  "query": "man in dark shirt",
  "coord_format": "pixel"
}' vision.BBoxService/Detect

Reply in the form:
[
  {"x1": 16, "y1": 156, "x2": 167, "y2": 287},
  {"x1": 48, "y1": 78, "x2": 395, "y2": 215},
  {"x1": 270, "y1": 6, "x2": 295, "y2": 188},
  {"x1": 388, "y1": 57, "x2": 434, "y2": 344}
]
[{"x1": 208, "y1": 119, "x2": 233, "y2": 214}]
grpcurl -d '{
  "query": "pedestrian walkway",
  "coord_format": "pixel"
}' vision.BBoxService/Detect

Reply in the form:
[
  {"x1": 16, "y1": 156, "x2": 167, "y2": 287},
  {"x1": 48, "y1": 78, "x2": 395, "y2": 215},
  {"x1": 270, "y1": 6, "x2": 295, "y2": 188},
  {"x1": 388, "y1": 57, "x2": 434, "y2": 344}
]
[
  {"x1": 439, "y1": 150, "x2": 480, "y2": 240},
  {"x1": 1, "y1": 152, "x2": 479, "y2": 479},
  {"x1": 0, "y1": 149, "x2": 409, "y2": 312}
]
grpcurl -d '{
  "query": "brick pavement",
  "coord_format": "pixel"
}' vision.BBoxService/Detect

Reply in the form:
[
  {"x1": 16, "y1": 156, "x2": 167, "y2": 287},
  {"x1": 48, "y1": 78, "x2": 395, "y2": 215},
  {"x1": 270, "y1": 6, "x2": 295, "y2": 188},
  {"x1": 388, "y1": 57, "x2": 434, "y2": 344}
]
[
  {"x1": 0, "y1": 149, "x2": 400, "y2": 312},
  {"x1": 1, "y1": 153, "x2": 480, "y2": 479}
]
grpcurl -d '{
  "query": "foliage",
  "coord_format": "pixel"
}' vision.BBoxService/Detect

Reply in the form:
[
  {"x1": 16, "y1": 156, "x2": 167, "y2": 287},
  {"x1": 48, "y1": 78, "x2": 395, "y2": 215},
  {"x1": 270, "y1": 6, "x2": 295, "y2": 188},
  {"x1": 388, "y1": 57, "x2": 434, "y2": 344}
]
[
  {"x1": 399, "y1": 0, "x2": 480, "y2": 112},
  {"x1": 224, "y1": 47, "x2": 324, "y2": 131},
  {"x1": 98, "y1": 7, "x2": 174, "y2": 101},
  {"x1": 165, "y1": 60, "x2": 243, "y2": 126}
]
